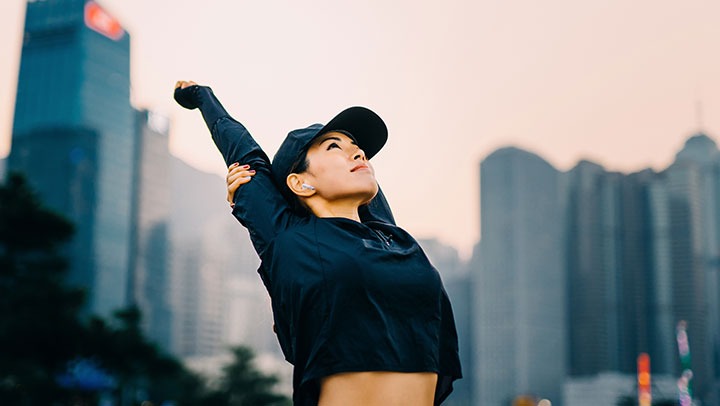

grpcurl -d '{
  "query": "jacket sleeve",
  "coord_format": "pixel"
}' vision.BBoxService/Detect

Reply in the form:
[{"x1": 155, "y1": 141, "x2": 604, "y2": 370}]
[
  {"x1": 359, "y1": 185, "x2": 396, "y2": 225},
  {"x1": 177, "y1": 85, "x2": 298, "y2": 256}
]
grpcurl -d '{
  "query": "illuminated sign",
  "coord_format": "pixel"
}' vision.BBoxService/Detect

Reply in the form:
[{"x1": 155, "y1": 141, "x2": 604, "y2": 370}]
[
  {"x1": 84, "y1": 1, "x2": 125, "y2": 41},
  {"x1": 637, "y1": 353, "x2": 651, "y2": 406}
]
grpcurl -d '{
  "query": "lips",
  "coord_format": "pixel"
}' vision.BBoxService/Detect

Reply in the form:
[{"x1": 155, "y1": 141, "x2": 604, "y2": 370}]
[{"x1": 351, "y1": 164, "x2": 370, "y2": 172}]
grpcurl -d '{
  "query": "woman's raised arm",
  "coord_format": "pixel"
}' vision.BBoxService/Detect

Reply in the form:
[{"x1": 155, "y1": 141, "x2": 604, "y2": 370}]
[{"x1": 174, "y1": 82, "x2": 300, "y2": 256}]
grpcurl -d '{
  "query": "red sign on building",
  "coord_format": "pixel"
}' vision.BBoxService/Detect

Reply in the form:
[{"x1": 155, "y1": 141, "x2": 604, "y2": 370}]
[
  {"x1": 84, "y1": 1, "x2": 125, "y2": 41},
  {"x1": 637, "y1": 353, "x2": 651, "y2": 406}
]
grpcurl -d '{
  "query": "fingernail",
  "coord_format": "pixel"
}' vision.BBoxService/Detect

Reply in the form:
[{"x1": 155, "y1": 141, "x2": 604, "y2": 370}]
[
  {"x1": 232, "y1": 162, "x2": 239, "y2": 167},
  {"x1": 242, "y1": 165, "x2": 250, "y2": 169},
  {"x1": 249, "y1": 170, "x2": 256, "y2": 174}
]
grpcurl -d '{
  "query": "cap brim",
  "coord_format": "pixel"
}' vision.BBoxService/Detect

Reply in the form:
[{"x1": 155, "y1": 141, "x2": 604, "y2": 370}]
[{"x1": 316, "y1": 106, "x2": 388, "y2": 159}]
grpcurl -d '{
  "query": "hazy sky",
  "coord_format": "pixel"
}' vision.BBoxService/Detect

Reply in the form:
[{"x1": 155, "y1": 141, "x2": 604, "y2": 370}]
[{"x1": 1, "y1": 0, "x2": 718, "y2": 258}]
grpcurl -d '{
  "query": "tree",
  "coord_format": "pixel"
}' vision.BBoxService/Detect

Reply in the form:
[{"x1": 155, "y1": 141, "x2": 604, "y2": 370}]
[
  {"x1": 83, "y1": 307, "x2": 207, "y2": 405},
  {"x1": 0, "y1": 173, "x2": 87, "y2": 404},
  {"x1": 204, "y1": 346, "x2": 291, "y2": 406},
  {"x1": 0, "y1": 173, "x2": 284, "y2": 405}
]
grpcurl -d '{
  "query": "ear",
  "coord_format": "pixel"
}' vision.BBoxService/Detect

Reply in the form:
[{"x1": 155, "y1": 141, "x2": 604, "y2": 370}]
[{"x1": 287, "y1": 173, "x2": 316, "y2": 197}]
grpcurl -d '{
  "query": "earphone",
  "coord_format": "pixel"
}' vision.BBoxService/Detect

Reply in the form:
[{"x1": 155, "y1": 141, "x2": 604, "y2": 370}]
[{"x1": 301, "y1": 183, "x2": 315, "y2": 190}]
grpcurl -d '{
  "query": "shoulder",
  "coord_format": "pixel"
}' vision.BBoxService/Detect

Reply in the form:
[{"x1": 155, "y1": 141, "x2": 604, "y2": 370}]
[{"x1": 264, "y1": 218, "x2": 320, "y2": 262}]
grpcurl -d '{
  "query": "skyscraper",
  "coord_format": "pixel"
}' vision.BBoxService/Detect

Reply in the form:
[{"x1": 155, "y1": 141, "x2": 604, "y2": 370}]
[
  {"x1": 168, "y1": 157, "x2": 279, "y2": 360},
  {"x1": 169, "y1": 157, "x2": 229, "y2": 357},
  {"x1": 565, "y1": 161, "x2": 624, "y2": 375},
  {"x1": 652, "y1": 133, "x2": 720, "y2": 404},
  {"x1": 616, "y1": 170, "x2": 656, "y2": 372},
  {"x1": 129, "y1": 109, "x2": 172, "y2": 349},
  {"x1": 565, "y1": 162, "x2": 658, "y2": 377},
  {"x1": 8, "y1": 0, "x2": 134, "y2": 317},
  {"x1": 418, "y1": 238, "x2": 473, "y2": 406},
  {"x1": 475, "y1": 147, "x2": 566, "y2": 405}
]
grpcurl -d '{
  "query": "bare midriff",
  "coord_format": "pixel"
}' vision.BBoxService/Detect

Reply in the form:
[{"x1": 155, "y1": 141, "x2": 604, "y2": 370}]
[{"x1": 318, "y1": 371, "x2": 438, "y2": 406}]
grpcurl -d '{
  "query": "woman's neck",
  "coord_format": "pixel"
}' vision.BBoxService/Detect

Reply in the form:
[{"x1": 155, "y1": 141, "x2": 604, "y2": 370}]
[{"x1": 307, "y1": 200, "x2": 361, "y2": 222}]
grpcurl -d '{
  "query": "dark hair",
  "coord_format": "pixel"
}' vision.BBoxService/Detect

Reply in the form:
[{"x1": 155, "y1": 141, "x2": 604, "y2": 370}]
[
  {"x1": 285, "y1": 147, "x2": 311, "y2": 214},
  {"x1": 289, "y1": 148, "x2": 310, "y2": 175}
]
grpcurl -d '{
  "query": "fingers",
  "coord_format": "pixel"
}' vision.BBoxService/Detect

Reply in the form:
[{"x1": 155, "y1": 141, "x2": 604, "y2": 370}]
[
  {"x1": 226, "y1": 163, "x2": 255, "y2": 184},
  {"x1": 174, "y1": 80, "x2": 198, "y2": 89},
  {"x1": 226, "y1": 176, "x2": 252, "y2": 206},
  {"x1": 228, "y1": 176, "x2": 252, "y2": 192},
  {"x1": 226, "y1": 163, "x2": 255, "y2": 206}
]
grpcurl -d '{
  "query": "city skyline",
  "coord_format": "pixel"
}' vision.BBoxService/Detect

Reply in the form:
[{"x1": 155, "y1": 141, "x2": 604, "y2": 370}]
[
  {"x1": 4, "y1": 0, "x2": 279, "y2": 368},
  {"x1": 4, "y1": 2, "x2": 720, "y2": 403},
  {"x1": 474, "y1": 133, "x2": 720, "y2": 405},
  {"x1": 1, "y1": 0, "x2": 719, "y2": 257}
]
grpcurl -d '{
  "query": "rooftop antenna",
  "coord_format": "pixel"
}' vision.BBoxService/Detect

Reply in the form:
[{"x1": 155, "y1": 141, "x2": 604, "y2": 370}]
[
  {"x1": 695, "y1": 99, "x2": 704, "y2": 133},
  {"x1": 694, "y1": 81, "x2": 705, "y2": 135}
]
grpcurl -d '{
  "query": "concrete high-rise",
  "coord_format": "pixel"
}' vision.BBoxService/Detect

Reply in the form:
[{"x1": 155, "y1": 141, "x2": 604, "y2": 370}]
[
  {"x1": 168, "y1": 157, "x2": 280, "y2": 360},
  {"x1": 418, "y1": 238, "x2": 473, "y2": 406},
  {"x1": 565, "y1": 162, "x2": 658, "y2": 377},
  {"x1": 616, "y1": 170, "x2": 656, "y2": 374},
  {"x1": 129, "y1": 109, "x2": 172, "y2": 349},
  {"x1": 475, "y1": 147, "x2": 566, "y2": 405},
  {"x1": 169, "y1": 157, "x2": 231, "y2": 357},
  {"x1": 649, "y1": 133, "x2": 720, "y2": 404},
  {"x1": 8, "y1": 0, "x2": 134, "y2": 318},
  {"x1": 565, "y1": 161, "x2": 623, "y2": 375}
]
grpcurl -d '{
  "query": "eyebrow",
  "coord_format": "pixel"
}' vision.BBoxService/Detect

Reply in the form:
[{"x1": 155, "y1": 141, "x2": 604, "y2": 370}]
[
  {"x1": 319, "y1": 134, "x2": 358, "y2": 145},
  {"x1": 319, "y1": 136, "x2": 342, "y2": 145}
]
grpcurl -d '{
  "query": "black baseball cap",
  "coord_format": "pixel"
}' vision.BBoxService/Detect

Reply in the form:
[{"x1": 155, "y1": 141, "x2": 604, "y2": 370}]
[{"x1": 271, "y1": 106, "x2": 388, "y2": 203}]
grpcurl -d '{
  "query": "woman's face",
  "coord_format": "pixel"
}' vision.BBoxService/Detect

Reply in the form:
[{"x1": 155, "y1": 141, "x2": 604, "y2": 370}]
[{"x1": 300, "y1": 131, "x2": 378, "y2": 204}]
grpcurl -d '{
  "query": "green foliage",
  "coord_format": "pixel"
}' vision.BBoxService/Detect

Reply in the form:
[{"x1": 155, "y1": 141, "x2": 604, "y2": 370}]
[
  {"x1": 203, "y1": 346, "x2": 291, "y2": 406},
  {"x1": 0, "y1": 173, "x2": 290, "y2": 405},
  {"x1": 78, "y1": 308, "x2": 208, "y2": 405},
  {"x1": 0, "y1": 173, "x2": 75, "y2": 252},
  {"x1": 0, "y1": 173, "x2": 86, "y2": 404}
]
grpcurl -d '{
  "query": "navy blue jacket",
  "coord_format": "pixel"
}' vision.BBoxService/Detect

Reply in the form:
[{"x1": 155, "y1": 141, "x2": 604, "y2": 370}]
[{"x1": 188, "y1": 86, "x2": 461, "y2": 405}]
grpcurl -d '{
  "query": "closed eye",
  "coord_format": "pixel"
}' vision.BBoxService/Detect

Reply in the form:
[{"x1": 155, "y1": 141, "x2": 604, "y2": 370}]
[{"x1": 327, "y1": 142, "x2": 341, "y2": 150}]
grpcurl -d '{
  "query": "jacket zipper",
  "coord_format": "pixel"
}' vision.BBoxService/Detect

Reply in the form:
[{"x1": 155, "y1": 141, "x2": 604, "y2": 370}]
[{"x1": 372, "y1": 229, "x2": 392, "y2": 246}]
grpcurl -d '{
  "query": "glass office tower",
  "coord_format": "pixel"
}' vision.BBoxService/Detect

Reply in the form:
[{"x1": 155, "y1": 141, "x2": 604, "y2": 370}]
[
  {"x1": 565, "y1": 161, "x2": 624, "y2": 375},
  {"x1": 475, "y1": 147, "x2": 566, "y2": 405},
  {"x1": 9, "y1": 0, "x2": 134, "y2": 318},
  {"x1": 658, "y1": 134, "x2": 720, "y2": 404},
  {"x1": 129, "y1": 109, "x2": 172, "y2": 348}
]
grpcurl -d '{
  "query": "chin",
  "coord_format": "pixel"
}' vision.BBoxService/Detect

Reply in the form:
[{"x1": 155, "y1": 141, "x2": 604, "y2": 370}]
[{"x1": 359, "y1": 185, "x2": 379, "y2": 205}]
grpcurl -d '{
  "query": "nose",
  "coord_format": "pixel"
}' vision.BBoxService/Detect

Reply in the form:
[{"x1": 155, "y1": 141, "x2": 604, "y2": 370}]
[{"x1": 352, "y1": 146, "x2": 367, "y2": 161}]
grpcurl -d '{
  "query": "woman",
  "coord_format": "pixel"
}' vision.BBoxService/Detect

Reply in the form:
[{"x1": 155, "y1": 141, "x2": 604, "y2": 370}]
[{"x1": 174, "y1": 81, "x2": 461, "y2": 406}]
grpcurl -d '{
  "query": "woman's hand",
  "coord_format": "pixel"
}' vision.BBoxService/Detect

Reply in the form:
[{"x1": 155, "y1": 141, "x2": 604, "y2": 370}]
[
  {"x1": 174, "y1": 80, "x2": 199, "y2": 109},
  {"x1": 174, "y1": 80, "x2": 197, "y2": 89},
  {"x1": 226, "y1": 163, "x2": 256, "y2": 208}
]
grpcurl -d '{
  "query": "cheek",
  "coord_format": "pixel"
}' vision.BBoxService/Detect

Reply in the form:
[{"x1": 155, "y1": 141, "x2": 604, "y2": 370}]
[
  {"x1": 309, "y1": 159, "x2": 342, "y2": 180},
  {"x1": 306, "y1": 161, "x2": 344, "y2": 189}
]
